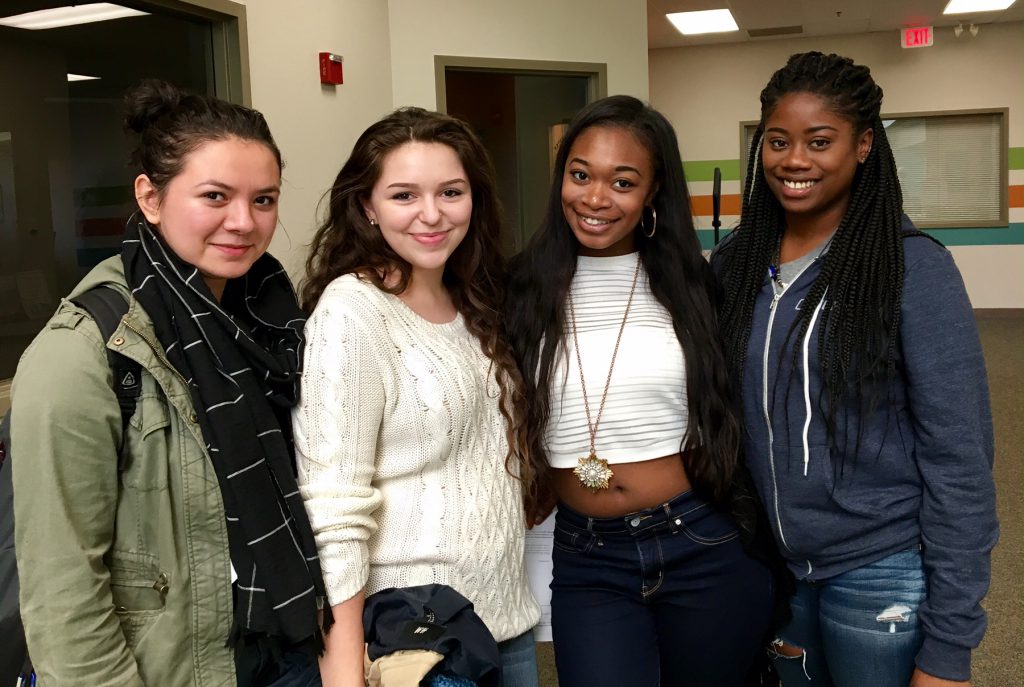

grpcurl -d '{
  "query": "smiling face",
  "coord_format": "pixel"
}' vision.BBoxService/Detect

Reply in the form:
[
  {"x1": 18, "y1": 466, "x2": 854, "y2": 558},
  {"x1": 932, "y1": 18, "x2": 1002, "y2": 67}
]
[
  {"x1": 761, "y1": 92, "x2": 873, "y2": 234},
  {"x1": 362, "y1": 141, "x2": 471, "y2": 282},
  {"x1": 561, "y1": 125, "x2": 657, "y2": 257},
  {"x1": 135, "y1": 136, "x2": 281, "y2": 300}
]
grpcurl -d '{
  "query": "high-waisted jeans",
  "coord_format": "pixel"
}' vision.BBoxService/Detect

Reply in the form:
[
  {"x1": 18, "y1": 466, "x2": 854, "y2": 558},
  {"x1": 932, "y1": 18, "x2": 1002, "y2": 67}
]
[{"x1": 550, "y1": 490, "x2": 773, "y2": 687}]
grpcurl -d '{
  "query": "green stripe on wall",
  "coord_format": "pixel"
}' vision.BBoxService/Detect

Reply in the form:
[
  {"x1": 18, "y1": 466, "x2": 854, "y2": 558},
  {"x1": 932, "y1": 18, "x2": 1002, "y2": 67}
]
[
  {"x1": 683, "y1": 160, "x2": 740, "y2": 182},
  {"x1": 697, "y1": 223, "x2": 1024, "y2": 251},
  {"x1": 1010, "y1": 147, "x2": 1024, "y2": 170}
]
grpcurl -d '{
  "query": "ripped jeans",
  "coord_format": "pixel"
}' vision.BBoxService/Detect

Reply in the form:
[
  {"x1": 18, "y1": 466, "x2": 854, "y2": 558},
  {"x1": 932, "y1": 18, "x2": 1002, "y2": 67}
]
[{"x1": 771, "y1": 547, "x2": 926, "y2": 687}]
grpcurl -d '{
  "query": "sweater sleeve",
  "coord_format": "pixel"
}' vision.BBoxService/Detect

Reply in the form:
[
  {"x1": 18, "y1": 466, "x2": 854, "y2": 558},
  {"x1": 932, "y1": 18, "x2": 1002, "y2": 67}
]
[
  {"x1": 900, "y1": 242, "x2": 998, "y2": 681},
  {"x1": 294, "y1": 288, "x2": 386, "y2": 606},
  {"x1": 12, "y1": 309, "x2": 146, "y2": 686}
]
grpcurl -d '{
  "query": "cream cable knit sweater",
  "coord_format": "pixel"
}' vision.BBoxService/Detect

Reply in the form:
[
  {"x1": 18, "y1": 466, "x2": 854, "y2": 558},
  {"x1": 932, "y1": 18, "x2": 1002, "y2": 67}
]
[{"x1": 293, "y1": 274, "x2": 540, "y2": 642}]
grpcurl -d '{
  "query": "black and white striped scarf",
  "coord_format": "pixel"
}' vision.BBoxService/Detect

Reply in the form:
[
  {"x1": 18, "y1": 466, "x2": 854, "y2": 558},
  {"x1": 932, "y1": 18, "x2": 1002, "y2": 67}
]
[{"x1": 121, "y1": 217, "x2": 331, "y2": 649}]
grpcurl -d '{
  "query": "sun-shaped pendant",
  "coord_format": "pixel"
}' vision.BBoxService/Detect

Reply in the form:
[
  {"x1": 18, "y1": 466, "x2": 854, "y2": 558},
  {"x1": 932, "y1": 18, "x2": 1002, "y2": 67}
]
[{"x1": 574, "y1": 452, "x2": 614, "y2": 491}]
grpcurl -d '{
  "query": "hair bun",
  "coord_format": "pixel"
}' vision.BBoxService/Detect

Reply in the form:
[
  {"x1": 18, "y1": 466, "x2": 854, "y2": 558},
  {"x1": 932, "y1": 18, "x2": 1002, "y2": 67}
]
[{"x1": 123, "y1": 79, "x2": 186, "y2": 134}]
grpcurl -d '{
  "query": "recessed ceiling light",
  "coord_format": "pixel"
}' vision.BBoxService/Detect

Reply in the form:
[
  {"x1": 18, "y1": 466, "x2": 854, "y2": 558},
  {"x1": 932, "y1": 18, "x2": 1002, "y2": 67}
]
[
  {"x1": 943, "y1": 0, "x2": 1016, "y2": 13},
  {"x1": 0, "y1": 3, "x2": 148, "y2": 30},
  {"x1": 666, "y1": 9, "x2": 740, "y2": 35},
  {"x1": 67, "y1": 74, "x2": 101, "y2": 82}
]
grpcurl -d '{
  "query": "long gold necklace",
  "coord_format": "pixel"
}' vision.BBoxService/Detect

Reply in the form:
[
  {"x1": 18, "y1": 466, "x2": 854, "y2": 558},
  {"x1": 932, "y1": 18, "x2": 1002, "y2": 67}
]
[{"x1": 567, "y1": 254, "x2": 642, "y2": 492}]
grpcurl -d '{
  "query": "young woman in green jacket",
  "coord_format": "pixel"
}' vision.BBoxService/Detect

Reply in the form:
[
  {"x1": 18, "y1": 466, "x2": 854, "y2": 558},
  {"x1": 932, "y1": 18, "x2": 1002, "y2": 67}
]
[{"x1": 12, "y1": 81, "x2": 330, "y2": 686}]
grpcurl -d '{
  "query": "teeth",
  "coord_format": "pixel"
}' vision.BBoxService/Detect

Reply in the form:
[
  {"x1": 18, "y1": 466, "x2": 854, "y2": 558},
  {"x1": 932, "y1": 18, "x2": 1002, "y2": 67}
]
[
  {"x1": 783, "y1": 180, "x2": 816, "y2": 190},
  {"x1": 582, "y1": 216, "x2": 610, "y2": 226}
]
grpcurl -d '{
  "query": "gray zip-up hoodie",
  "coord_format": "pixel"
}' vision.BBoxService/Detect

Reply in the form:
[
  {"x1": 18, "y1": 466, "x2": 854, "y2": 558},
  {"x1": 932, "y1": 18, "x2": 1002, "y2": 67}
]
[{"x1": 713, "y1": 219, "x2": 998, "y2": 681}]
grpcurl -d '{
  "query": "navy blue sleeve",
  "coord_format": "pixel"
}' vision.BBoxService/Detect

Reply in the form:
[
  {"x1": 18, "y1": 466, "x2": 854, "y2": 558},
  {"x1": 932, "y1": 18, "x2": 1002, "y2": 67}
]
[{"x1": 900, "y1": 240, "x2": 998, "y2": 681}]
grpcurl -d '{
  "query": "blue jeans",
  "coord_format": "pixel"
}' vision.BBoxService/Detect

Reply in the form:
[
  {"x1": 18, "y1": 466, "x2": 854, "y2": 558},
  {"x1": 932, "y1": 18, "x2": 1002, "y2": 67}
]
[
  {"x1": 771, "y1": 548, "x2": 926, "y2": 687},
  {"x1": 498, "y1": 629, "x2": 540, "y2": 687},
  {"x1": 550, "y1": 491, "x2": 773, "y2": 687}
]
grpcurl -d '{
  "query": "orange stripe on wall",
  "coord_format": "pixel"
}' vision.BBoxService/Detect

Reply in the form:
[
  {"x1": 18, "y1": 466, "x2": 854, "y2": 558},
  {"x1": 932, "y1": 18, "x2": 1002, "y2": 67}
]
[
  {"x1": 691, "y1": 194, "x2": 741, "y2": 216},
  {"x1": 1010, "y1": 185, "x2": 1024, "y2": 208}
]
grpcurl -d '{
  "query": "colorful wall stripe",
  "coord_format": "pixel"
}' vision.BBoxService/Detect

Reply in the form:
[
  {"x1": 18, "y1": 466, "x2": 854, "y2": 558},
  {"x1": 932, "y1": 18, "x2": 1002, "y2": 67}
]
[{"x1": 688, "y1": 147, "x2": 1024, "y2": 250}]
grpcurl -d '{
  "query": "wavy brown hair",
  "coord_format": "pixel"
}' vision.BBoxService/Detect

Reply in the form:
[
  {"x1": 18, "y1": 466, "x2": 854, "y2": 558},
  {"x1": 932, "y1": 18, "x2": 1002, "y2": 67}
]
[{"x1": 301, "y1": 107, "x2": 535, "y2": 508}]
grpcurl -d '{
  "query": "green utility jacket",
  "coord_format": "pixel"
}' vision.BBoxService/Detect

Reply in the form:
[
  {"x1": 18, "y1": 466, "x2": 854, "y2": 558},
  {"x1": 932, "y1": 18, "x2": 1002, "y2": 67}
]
[{"x1": 12, "y1": 258, "x2": 236, "y2": 686}]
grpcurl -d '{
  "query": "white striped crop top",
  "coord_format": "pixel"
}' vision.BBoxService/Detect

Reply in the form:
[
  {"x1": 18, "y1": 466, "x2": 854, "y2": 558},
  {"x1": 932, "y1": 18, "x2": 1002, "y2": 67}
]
[{"x1": 544, "y1": 252, "x2": 689, "y2": 468}]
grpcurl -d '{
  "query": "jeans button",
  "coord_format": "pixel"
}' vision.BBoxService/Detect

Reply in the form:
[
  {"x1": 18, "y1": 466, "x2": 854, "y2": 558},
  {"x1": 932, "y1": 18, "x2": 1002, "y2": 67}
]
[{"x1": 630, "y1": 517, "x2": 641, "y2": 527}]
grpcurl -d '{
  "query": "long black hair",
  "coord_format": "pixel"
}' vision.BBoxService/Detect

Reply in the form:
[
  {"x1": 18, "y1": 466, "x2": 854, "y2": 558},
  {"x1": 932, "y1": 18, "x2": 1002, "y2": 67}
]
[
  {"x1": 507, "y1": 95, "x2": 741, "y2": 506},
  {"x1": 718, "y1": 51, "x2": 906, "y2": 455}
]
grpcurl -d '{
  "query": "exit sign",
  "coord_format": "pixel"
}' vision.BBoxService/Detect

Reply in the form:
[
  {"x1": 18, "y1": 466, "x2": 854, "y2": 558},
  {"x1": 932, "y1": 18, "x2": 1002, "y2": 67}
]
[{"x1": 902, "y1": 26, "x2": 933, "y2": 48}]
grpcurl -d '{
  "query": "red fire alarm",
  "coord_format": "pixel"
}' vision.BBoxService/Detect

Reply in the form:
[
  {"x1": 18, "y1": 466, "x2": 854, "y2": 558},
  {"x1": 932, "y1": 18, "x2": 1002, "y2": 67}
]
[{"x1": 319, "y1": 52, "x2": 343, "y2": 85}]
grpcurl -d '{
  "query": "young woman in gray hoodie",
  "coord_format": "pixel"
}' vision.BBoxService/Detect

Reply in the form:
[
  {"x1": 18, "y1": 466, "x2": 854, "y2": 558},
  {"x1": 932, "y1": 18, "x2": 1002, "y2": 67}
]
[{"x1": 713, "y1": 52, "x2": 997, "y2": 687}]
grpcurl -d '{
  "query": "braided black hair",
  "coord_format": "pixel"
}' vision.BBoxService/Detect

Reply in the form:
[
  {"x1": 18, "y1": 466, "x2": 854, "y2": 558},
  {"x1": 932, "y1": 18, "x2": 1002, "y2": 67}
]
[{"x1": 719, "y1": 51, "x2": 905, "y2": 458}]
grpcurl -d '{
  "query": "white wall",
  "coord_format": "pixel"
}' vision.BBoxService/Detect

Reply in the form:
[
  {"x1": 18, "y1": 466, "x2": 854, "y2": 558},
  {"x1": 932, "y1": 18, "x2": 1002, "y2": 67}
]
[
  {"x1": 387, "y1": 0, "x2": 649, "y2": 109},
  {"x1": 239, "y1": 0, "x2": 394, "y2": 278},
  {"x1": 649, "y1": 22, "x2": 1024, "y2": 309}
]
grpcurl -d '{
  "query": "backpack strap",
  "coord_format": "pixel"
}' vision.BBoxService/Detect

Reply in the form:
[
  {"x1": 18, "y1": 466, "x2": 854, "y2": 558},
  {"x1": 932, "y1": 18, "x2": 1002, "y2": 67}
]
[{"x1": 71, "y1": 287, "x2": 140, "y2": 462}]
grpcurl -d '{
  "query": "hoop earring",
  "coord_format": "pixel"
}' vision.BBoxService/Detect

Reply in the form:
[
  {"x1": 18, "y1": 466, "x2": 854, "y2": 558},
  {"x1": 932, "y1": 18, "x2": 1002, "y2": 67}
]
[{"x1": 642, "y1": 206, "x2": 657, "y2": 239}]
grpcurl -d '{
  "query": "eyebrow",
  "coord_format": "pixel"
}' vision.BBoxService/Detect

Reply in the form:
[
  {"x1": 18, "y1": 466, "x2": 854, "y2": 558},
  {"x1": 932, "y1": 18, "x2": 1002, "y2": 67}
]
[
  {"x1": 196, "y1": 180, "x2": 280, "y2": 194},
  {"x1": 765, "y1": 125, "x2": 840, "y2": 135},
  {"x1": 386, "y1": 178, "x2": 468, "y2": 189},
  {"x1": 568, "y1": 157, "x2": 644, "y2": 176}
]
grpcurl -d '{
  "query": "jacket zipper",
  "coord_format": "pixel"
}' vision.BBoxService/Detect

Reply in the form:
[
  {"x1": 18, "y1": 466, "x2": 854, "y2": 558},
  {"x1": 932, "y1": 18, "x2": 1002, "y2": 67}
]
[
  {"x1": 760, "y1": 258, "x2": 819, "y2": 558},
  {"x1": 762, "y1": 291, "x2": 790, "y2": 552}
]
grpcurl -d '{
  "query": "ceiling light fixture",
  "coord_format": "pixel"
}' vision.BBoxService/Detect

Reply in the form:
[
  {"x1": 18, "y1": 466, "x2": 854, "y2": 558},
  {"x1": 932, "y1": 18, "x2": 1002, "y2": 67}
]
[
  {"x1": 666, "y1": 9, "x2": 740, "y2": 35},
  {"x1": 67, "y1": 73, "x2": 101, "y2": 82},
  {"x1": 0, "y1": 3, "x2": 148, "y2": 30},
  {"x1": 943, "y1": 0, "x2": 1016, "y2": 14}
]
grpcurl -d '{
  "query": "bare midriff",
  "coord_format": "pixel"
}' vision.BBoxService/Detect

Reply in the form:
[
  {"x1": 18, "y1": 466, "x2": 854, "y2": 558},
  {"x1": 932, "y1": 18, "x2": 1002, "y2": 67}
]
[{"x1": 551, "y1": 452, "x2": 691, "y2": 518}]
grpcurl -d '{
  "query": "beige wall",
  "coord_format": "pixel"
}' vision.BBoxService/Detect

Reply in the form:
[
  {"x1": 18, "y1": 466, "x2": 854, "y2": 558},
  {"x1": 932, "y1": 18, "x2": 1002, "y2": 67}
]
[
  {"x1": 238, "y1": 0, "x2": 394, "y2": 278},
  {"x1": 387, "y1": 0, "x2": 649, "y2": 109},
  {"x1": 236, "y1": 0, "x2": 650, "y2": 279},
  {"x1": 649, "y1": 22, "x2": 1024, "y2": 308}
]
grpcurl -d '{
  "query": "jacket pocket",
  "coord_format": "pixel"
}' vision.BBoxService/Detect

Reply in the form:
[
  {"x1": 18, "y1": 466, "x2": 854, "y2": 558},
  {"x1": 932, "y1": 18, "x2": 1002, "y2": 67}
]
[
  {"x1": 108, "y1": 550, "x2": 169, "y2": 612},
  {"x1": 108, "y1": 550, "x2": 168, "y2": 648},
  {"x1": 123, "y1": 393, "x2": 171, "y2": 490}
]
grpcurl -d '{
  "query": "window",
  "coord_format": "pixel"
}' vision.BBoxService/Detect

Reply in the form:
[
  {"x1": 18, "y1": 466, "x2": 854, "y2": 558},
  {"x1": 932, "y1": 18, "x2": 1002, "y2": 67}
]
[
  {"x1": 0, "y1": 1, "x2": 247, "y2": 391},
  {"x1": 739, "y1": 108, "x2": 1009, "y2": 229}
]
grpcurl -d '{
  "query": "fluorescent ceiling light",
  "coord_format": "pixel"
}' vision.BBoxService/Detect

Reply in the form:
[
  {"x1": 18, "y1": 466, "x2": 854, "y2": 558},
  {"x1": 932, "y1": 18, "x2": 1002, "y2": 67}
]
[
  {"x1": 67, "y1": 73, "x2": 101, "y2": 82},
  {"x1": 943, "y1": 0, "x2": 1016, "y2": 13},
  {"x1": 666, "y1": 9, "x2": 739, "y2": 35},
  {"x1": 0, "y1": 3, "x2": 148, "y2": 30}
]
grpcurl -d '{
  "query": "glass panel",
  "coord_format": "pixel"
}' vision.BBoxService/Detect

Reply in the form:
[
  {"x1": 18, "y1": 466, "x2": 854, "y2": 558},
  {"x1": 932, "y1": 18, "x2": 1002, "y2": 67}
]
[{"x1": 0, "y1": 6, "x2": 215, "y2": 380}]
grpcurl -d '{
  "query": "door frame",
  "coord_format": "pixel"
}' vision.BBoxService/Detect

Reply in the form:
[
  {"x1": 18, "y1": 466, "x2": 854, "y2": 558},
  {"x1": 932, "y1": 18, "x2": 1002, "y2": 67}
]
[{"x1": 434, "y1": 56, "x2": 606, "y2": 113}]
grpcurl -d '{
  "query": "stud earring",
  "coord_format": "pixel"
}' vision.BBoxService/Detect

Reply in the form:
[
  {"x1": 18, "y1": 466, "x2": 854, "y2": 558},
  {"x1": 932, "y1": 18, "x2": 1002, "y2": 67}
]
[{"x1": 368, "y1": 217, "x2": 377, "y2": 226}]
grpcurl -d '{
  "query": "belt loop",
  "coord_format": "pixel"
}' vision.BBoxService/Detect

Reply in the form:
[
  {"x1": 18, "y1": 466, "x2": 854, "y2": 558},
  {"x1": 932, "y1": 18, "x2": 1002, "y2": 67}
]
[{"x1": 664, "y1": 503, "x2": 680, "y2": 533}]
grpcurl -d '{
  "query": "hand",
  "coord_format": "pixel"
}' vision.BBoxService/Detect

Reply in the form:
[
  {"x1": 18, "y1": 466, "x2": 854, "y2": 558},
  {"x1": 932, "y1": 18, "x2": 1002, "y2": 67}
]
[
  {"x1": 526, "y1": 481, "x2": 558, "y2": 528},
  {"x1": 910, "y1": 667, "x2": 969, "y2": 687}
]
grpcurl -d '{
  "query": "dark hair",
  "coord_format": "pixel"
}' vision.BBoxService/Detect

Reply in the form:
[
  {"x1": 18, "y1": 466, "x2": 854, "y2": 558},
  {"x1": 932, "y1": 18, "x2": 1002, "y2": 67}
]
[
  {"x1": 300, "y1": 107, "x2": 535, "y2": 503},
  {"x1": 506, "y1": 95, "x2": 741, "y2": 506},
  {"x1": 718, "y1": 51, "x2": 905, "y2": 456},
  {"x1": 124, "y1": 79, "x2": 282, "y2": 194}
]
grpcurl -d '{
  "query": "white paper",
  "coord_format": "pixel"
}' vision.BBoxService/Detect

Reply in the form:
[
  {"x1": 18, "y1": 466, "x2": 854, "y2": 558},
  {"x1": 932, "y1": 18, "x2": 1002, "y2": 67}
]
[{"x1": 524, "y1": 513, "x2": 555, "y2": 641}]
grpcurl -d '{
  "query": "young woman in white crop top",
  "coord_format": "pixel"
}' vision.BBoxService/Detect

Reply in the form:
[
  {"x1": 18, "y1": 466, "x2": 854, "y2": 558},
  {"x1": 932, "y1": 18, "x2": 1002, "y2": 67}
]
[
  {"x1": 295, "y1": 108, "x2": 541, "y2": 687},
  {"x1": 507, "y1": 96, "x2": 779, "y2": 687}
]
